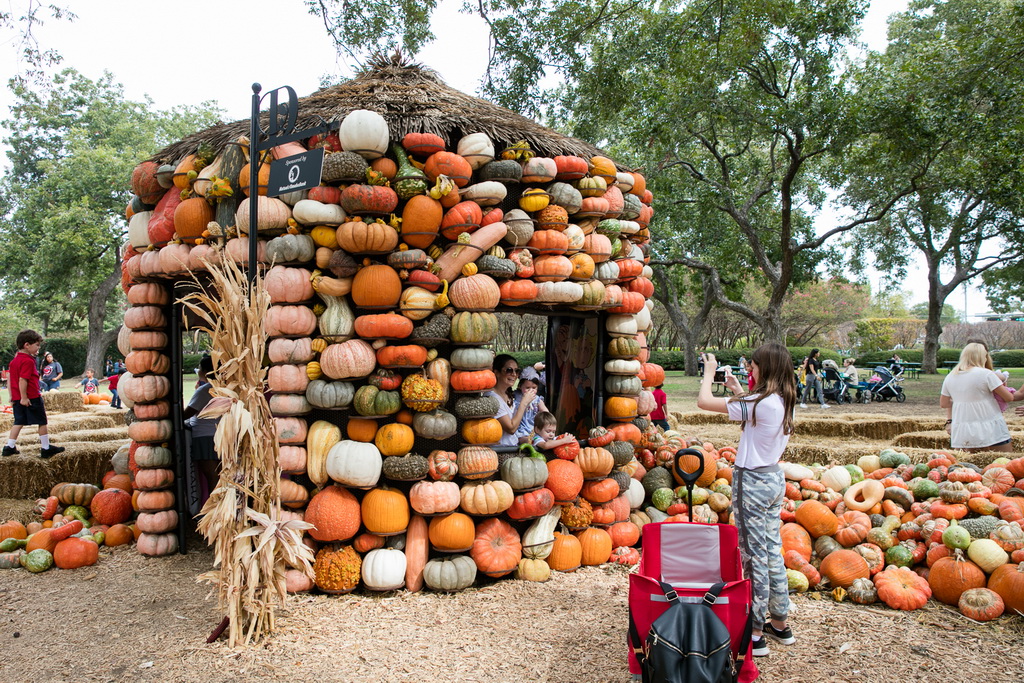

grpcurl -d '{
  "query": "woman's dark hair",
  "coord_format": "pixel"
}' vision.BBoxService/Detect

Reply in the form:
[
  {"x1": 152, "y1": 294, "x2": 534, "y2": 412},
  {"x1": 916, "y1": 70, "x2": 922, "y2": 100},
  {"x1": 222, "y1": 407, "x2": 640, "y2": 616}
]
[
  {"x1": 199, "y1": 355, "x2": 214, "y2": 375},
  {"x1": 730, "y1": 342, "x2": 797, "y2": 434},
  {"x1": 492, "y1": 353, "x2": 517, "y2": 401},
  {"x1": 809, "y1": 348, "x2": 819, "y2": 359}
]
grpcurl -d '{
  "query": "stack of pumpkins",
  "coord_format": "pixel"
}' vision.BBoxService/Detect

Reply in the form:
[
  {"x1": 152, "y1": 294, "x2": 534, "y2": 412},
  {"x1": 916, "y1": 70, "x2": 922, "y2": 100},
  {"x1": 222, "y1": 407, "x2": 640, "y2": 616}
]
[
  {"x1": 116, "y1": 284, "x2": 179, "y2": 556},
  {"x1": 118, "y1": 109, "x2": 667, "y2": 586}
]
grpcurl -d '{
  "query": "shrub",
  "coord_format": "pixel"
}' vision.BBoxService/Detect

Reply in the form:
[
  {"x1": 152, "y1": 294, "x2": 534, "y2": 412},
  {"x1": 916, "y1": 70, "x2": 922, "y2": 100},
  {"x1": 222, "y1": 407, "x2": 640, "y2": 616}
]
[
  {"x1": 1, "y1": 335, "x2": 121, "y2": 377},
  {"x1": 992, "y1": 350, "x2": 1024, "y2": 368}
]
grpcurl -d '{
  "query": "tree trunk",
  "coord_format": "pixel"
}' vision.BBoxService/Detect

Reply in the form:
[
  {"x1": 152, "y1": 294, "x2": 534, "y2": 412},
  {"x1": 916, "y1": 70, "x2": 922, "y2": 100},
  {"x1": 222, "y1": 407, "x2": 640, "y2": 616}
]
[
  {"x1": 760, "y1": 305, "x2": 786, "y2": 345},
  {"x1": 85, "y1": 268, "x2": 122, "y2": 376},
  {"x1": 921, "y1": 256, "x2": 952, "y2": 375},
  {"x1": 653, "y1": 267, "x2": 714, "y2": 375}
]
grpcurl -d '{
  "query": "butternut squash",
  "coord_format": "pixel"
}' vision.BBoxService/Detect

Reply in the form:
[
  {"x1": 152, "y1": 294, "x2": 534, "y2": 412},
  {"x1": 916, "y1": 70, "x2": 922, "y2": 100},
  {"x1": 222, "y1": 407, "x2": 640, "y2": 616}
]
[{"x1": 434, "y1": 222, "x2": 508, "y2": 283}]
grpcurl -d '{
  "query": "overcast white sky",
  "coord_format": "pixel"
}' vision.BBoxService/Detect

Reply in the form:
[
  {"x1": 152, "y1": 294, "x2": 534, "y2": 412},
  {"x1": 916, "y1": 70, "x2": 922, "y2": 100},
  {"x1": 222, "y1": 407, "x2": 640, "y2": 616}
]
[{"x1": 0, "y1": 0, "x2": 992, "y2": 317}]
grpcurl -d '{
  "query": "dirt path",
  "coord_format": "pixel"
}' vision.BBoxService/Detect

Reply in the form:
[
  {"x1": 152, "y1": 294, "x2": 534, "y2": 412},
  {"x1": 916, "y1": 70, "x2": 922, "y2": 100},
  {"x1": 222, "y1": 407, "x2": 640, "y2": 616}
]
[{"x1": 1, "y1": 540, "x2": 1021, "y2": 683}]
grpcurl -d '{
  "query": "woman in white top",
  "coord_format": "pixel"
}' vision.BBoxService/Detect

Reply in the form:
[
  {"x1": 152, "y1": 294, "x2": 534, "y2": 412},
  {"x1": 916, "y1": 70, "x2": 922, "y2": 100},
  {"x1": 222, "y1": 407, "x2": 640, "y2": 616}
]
[
  {"x1": 940, "y1": 343, "x2": 1024, "y2": 452},
  {"x1": 487, "y1": 354, "x2": 536, "y2": 448},
  {"x1": 697, "y1": 343, "x2": 797, "y2": 658}
]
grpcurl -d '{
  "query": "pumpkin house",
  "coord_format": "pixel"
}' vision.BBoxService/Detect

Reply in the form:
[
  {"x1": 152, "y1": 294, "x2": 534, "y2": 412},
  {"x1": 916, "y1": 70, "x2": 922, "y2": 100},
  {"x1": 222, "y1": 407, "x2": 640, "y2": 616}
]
[{"x1": 117, "y1": 53, "x2": 661, "y2": 593}]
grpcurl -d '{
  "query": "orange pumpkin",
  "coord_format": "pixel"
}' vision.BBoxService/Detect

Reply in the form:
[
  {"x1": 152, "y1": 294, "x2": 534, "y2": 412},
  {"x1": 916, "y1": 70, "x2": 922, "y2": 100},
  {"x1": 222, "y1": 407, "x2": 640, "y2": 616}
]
[
  {"x1": 361, "y1": 487, "x2": 409, "y2": 535},
  {"x1": 546, "y1": 459, "x2": 584, "y2": 503},
  {"x1": 461, "y1": 418, "x2": 503, "y2": 445},
  {"x1": 428, "y1": 512, "x2": 475, "y2": 552},
  {"x1": 401, "y1": 195, "x2": 444, "y2": 248},
  {"x1": 547, "y1": 532, "x2": 583, "y2": 571},
  {"x1": 351, "y1": 264, "x2": 402, "y2": 308},
  {"x1": 576, "y1": 527, "x2": 613, "y2": 565},
  {"x1": 819, "y1": 548, "x2": 870, "y2": 588},
  {"x1": 376, "y1": 345, "x2": 428, "y2": 367},
  {"x1": 450, "y1": 370, "x2": 497, "y2": 392},
  {"x1": 795, "y1": 500, "x2": 839, "y2": 538},
  {"x1": 470, "y1": 517, "x2": 521, "y2": 577},
  {"x1": 305, "y1": 485, "x2": 361, "y2": 542}
]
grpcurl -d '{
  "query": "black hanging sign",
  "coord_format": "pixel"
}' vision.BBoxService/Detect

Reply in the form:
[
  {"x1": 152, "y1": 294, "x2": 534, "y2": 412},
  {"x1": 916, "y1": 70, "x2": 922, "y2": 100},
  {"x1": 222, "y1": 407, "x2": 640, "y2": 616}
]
[{"x1": 267, "y1": 147, "x2": 324, "y2": 197}]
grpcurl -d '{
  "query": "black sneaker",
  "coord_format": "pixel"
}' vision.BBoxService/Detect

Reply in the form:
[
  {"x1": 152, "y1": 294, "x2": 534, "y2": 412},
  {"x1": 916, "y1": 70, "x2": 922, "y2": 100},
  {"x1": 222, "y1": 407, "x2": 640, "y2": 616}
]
[
  {"x1": 763, "y1": 622, "x2": 795, "y2": 645},
  {"x1": 751, "y1": 636, "x2": 770, "y2": 657},
  {"x1": 39, "y1": 445, "x2": 65, "y2": 459},
  {"x1": 1, "y1": 445, "x2": 18, "y2": 457}
]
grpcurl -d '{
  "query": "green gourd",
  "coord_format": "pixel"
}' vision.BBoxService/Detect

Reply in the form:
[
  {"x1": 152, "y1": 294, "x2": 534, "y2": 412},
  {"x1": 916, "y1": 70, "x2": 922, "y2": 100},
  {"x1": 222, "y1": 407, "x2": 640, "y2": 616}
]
[
  {"x1": 0, "y1": 538, "x2": 27, "y2": 552},
  {"x1": 20, "y1": 548, "x2": 53, "y2": 573},
  {"x1": 353, "y1": 385, "x2": 401, "y2": 416},
  {"x1": 392, "y1": 144, "x2": 429, "y2": 200},
  {"x1": 214, "y1": 139, "x2": 246, "y2": 230},
  {"x1": 64, "y1": 505, "x2": 91, "y2": 526}
]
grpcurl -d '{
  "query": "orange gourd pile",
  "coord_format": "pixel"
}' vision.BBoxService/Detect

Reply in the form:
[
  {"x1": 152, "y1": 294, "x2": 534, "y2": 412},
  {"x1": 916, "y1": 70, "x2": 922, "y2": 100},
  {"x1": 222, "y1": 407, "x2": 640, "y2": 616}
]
[{"x1": 775, "y1": 450, "x2": 1024, "y2": 618}]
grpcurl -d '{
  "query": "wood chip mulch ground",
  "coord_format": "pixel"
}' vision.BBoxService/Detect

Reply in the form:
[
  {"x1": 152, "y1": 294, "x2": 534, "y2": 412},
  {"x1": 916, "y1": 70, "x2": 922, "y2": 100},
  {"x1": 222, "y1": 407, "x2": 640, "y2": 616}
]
[{"x1": 1, "y1": 542, "x2": 1020, "y2": 683}]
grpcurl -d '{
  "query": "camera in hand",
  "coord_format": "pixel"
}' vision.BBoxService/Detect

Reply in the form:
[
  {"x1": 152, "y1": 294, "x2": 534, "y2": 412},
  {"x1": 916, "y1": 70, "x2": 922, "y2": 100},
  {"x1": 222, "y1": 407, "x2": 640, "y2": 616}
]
[{"x1": 713, "y1": 369, "x2": 726, "y2": 382}]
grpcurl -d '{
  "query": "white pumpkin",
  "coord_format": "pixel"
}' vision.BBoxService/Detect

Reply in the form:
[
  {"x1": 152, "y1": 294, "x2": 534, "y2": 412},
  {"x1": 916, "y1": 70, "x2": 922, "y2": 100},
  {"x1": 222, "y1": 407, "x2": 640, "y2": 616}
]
[
  {"x1": 615, "y1": 172, "x2": 635, "y2": 193},
  {"x1": 326, "y1": 440, "x2": 382, "y2": 487},
  {"x1": 362, "y1": 548, "x2": 407, "y2": 590},
  {"x1": 457, "y1": 133, "x2": 494, "y2": 169},
  {"x1": 641, "y1": 264, "x2": 654, "y2": 279},
  {"x1": 563, "y1": 224, "x2": 585, "y2": 254},
  {"x1": 820, "y1": 466, "x2": 852, "y2": 492},
  {"x1": 460, "y1": 181, "x2": 507, "y2": 206},
  {"x1": 119, "y1": 371, "x2": 136, "y2": 409},
  {"x1": 117, "y1": 325, "x2": 131, "y2": 357},
  {"x1": 423, "y1": 554, "x2": 477, "y2": 591},
  {"x1": 595, "y1": 260, "x2": 620, "y2": 284},
  {"x1": 605, "y1": 359, "x2": 641, "y2": 375},
  {"x1": 606, "y1": 314, "x2": 638, "y2": 336},
  {"x1": 128, "y1": 211, "x2": 154, "y2": 249},
  {"x1": 626, "y1": 478, "x2": 646, "y2": 509},
  {"x1": 857, "y1": 455, "x2": 881, "y2": 474},
  {"x1": 292, "y1": 199, "x2": 347, "y2": 226},
  {"x1": 620, "y1": 220, "x2": 641, "y2": 236},
  {"x1": 966, "y1": 538, "x2": 1009, "y2": 573},
  {"x1": 235, "y1": 196, "x2": 291, "y2": 233},
  {"x1": 535, "y1": 281, "x2": 584, "y2": 303},
  {"x1": 266, "y1": 234, "x2": 316, "y2": 264},
  {"x1": 634, "y1": 305, "x2": 652, "y2": 333},
  {"x1": 277, "y1": 189, "x2": 308, "y2": 206},
  {"x1": 338, "y1": 109, "x2": 389, "y2": 159},
  {"x1": 780, "y1": 462, "x2": 814, "y2": 482}
]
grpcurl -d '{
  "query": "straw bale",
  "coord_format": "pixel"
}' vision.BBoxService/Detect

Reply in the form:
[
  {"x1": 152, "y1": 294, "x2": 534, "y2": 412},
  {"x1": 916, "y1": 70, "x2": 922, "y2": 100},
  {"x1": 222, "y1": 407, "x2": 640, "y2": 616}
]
[
  {"x1": 43, "y1": 391, "x2": 85, "y2": 414},
  {"x1": 0, "y1": 414, "x2": 11, "y2": 432},
  {"x1": 672, "y1": 411, "x2": 731, "y2": 426},
  {"x1": 46, "y1": 414, "x2": 118, "y2": 433},
  {"x1": 153, "y1": 53, "x2": 617, "y2": 167},
  {"x1": 0, "y1": 439, "x2": 128, "y2": 499},
  {"x1": 892, "y1": 431, "x2": 1024, "y2": 452},
  {"x1": 0, "y1": 498, "x2": 38, "y2": 524}
]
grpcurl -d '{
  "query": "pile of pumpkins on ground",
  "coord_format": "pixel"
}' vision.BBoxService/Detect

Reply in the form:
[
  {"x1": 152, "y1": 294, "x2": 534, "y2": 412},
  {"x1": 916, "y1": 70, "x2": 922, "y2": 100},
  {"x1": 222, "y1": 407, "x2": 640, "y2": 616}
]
[
  {"x1": 767, "y1": 449, "x2": 1024, "y2": 621},
  {"x1": 114, "y1": 109, "x2": 664, "y2": 576},
  {"x1": 0, "y1": 444, "x2": 152, "y2": 572}
]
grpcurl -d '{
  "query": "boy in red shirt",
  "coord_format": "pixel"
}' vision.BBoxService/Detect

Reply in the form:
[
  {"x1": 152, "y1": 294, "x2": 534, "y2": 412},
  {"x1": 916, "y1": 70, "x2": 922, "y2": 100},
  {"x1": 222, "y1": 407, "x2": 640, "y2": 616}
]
[
  {"x1": 3, "y1": 330, "x2": 65, "y2": 458},
  {"x1": 650, "y1": 383, "x2": 669, "y2": 430}
]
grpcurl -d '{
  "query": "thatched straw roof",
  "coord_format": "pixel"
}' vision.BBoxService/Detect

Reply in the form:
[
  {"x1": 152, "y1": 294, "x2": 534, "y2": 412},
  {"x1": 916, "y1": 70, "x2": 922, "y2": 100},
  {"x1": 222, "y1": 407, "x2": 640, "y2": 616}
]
[{"x1": 153, "y1": 53, "x2": 609, "y2": 164}]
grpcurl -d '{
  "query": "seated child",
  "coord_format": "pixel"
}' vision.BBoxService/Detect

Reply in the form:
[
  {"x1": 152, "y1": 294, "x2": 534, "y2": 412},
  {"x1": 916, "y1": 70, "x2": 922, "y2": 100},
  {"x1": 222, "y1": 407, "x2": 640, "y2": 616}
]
[
  {"x1": 995, "y1": 370, "x2": 1016, "y2": 412},
  {"x1": 78, "y1": 368, "x2": 100, "y2": 397},
  {"x1": 532, "y1": 411, "x2": 576, "y2": 453}
]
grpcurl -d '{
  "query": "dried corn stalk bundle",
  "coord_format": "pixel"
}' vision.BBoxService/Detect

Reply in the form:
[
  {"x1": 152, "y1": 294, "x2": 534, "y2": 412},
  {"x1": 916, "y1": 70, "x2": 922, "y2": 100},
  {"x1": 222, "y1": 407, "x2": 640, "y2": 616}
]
[{"x1": 181, "y1": 257, "x2": 313, "y2": 646}]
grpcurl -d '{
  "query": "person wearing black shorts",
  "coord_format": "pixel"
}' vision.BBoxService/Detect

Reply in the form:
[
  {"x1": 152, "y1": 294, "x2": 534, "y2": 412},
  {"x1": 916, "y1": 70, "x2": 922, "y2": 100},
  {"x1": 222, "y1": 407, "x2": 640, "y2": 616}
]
[{"x1": 3, "y1": 329, "x2": 65, "y2": 458}]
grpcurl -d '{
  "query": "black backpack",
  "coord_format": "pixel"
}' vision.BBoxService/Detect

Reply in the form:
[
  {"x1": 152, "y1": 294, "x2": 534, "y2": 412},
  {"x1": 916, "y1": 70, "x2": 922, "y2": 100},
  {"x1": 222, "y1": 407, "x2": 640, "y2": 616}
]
[{"x1": 628, "y1": 581, "x2": 751, "y2": 683}]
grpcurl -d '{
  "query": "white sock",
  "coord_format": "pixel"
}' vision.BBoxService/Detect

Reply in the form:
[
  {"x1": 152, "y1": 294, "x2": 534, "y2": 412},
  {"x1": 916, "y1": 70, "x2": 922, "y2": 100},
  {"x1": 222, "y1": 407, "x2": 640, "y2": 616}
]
[
  {"x1": 40, "y1": 434, "x2": 50, "y2": 448},
  {"x1": 6, "y1": 439, "x2": 15, "y2": 449}
]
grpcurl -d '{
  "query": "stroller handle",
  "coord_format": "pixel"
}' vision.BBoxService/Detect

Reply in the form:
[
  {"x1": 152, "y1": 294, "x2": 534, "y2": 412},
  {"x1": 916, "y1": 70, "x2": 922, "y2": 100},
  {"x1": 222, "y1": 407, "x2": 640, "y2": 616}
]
[{"x1": 673, "y1": 448, "x2": 705, "y2": 487}]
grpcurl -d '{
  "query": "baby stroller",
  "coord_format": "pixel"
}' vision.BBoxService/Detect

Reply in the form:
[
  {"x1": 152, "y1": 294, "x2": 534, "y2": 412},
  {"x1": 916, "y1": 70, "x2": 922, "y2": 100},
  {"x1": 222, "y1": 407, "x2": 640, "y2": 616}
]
[
  {"x1": 820, "y1": 367, "x2": 851, "y2": 404},
  {"x1": 628, "y1": 449, "x2": 757, "y2": 682},
  {"x1": 869, "y1": 366, "x2": 905, "y2": 403}
]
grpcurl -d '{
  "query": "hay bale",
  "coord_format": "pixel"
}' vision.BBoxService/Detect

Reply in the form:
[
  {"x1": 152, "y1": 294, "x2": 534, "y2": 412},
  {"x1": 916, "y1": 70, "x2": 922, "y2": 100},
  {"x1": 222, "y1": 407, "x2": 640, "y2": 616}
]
[
  {"x1": 0, "y1": 439, "x2": 129, "y2": 499},
  {"x1": 0, "y1": 413, "x2": 12, "y2": 433},
  {"x1": 47, "y1": 414, "x2": 118, "y2": 433},
  {"x1": 42, "y1": 391, "x2": 84, "y2": 414},
  {"x1": 0, "y1": 498, "x2": 37, "y2": 525},
  {"x1": 888, "y1": 431, "x2": 1024, "y2": 451},
  {"x1": 672, "y1": 411, "x2": 732, "y2": 426}
]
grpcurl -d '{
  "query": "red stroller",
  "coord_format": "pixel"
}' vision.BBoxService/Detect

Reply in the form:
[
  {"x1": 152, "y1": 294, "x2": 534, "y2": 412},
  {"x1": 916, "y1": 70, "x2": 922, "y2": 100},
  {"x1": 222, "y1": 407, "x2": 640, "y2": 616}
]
[{"x1": 628, "y1": 449, "x2": 758, "y2": 682}]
